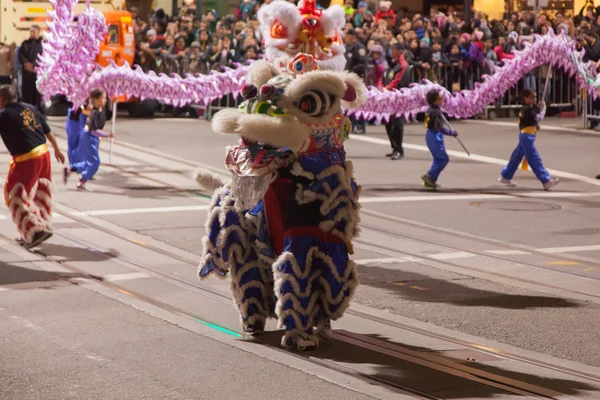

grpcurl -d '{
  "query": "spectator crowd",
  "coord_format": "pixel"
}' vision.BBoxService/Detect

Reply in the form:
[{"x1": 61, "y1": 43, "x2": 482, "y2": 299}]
[
  {"x1": 130, "y1": 0, "x2": 600, "y2": 92},
  {"x1": 4, "y1": 0, "x2": 600, "y2": 113}
]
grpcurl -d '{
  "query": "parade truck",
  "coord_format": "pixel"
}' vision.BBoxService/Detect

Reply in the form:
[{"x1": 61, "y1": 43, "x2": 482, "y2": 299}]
[
  {"x1": 0, "y1": 0, "x2": 118, "y2": 44},
  {"x1": 1, "y1": 0, "x2": 157, "y2": 117}
]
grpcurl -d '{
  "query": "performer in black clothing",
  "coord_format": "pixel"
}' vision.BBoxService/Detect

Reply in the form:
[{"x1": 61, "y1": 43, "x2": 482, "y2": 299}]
[
  {"x1": 382, "y1": 43, "x2": 411, "y2": 160},
  {"x1": 0, "y1": 85, "x2": 64, "y2": 248},
  {"x1": 18, "y1": 25, "x2": 44, "y2": 111},
  {"x1": 499, "y1": 88, "x2": 559, "y2": 190},
  {"x1": 344, "y1": 29, "x2": 367, "y2": 134}
]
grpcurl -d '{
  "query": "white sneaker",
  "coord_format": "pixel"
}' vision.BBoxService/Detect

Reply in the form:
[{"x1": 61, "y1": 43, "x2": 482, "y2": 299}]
[
  {"x1": 498, "y1": 177, "x2": 516, "y2": 186},
  {"x1": 543, "y1": 178, "x2": 559, "y2": 191}
]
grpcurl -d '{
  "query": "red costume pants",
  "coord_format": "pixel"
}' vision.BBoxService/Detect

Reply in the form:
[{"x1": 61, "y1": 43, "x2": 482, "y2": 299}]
[{"x1": 4, "y1": 145, "x2": 53, "y2": 243}]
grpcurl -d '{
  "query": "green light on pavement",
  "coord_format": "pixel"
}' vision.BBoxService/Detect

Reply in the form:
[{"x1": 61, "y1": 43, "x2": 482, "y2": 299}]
[{"x1": 195, "y1": 318, "x2": 242, "y2": 338}]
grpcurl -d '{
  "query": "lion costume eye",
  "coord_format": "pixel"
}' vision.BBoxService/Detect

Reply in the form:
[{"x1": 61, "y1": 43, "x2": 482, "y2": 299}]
[{"x1": 295, "y1": 90, "x2": 334, "y2": 117}]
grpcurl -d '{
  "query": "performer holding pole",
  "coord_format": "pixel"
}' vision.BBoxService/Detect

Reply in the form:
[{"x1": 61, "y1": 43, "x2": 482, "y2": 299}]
[
  {"x1": 421, "y1": 88, "x2": 459, "y2": 189},
  {"x1": 519, "y1": 67, "x2": 553, "y2": 172},
  {"x1": 498, "y1": 88, "x2": 559, "y2": 190},
  {"x1": 0, "y1": 84, "x2": 65, "y2": 248}
]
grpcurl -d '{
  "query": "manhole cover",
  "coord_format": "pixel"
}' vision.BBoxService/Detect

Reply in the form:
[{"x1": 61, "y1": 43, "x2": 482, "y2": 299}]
[{"x1": 469, "y1": 200, "x2": 562, "y2": 212}]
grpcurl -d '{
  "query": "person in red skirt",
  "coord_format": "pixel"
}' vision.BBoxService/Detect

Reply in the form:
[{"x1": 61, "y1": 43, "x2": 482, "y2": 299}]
[{"x1": 0, "y1": 84, "x2": 65, "y2": 248}]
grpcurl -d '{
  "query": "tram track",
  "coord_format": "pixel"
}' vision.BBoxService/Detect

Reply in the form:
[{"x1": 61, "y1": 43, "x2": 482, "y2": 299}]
[
  {"x1": 0, "y1": 232, "x2": 435, "y2": 400},
  {"x1": 360, "y1": 208, "x2": 600, "y2": 272},
  {"x1": 1, "y1": 206, "x2": 593, "y2": 399},
  {"x1": 50, "y1": 209, "x2": 600, "y2": 387},
  {"x1": 60, "y1": 125, "x2": 600, "y2": 287},
  {"x1": 356, "y1": 221, "x2": 600, "y2": 300},
  {"x1": 24, "y1": 123, "x2": 598, "y2": 397}
]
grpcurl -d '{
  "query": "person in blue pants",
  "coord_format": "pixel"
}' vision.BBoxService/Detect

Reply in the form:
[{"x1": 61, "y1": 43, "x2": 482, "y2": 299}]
[
  {"x1": 64, "y1": 89, "x2": 114, "y2": 191},
  {"x1": 498, "y1": 88, "x2": 559, "y2": 190},
  {"x1": 421, "y1": 89, "x2": 458, "y2": 189},
  {"x1": 65, "y1": 106, "x2": 82, "y2": 172},
  {"x1": 63, "y1": 101, "x2": 90, "y2": 182}
]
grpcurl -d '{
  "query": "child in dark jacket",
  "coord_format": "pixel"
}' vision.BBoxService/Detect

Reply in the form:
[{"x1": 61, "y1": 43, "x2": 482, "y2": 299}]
[{"x1": 422, "y1": 89, "x2": 458, "y2": 189}]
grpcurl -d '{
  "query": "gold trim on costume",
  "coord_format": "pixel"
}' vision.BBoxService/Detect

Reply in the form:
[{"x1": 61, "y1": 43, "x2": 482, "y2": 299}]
[
  {"x1": 521, "y1": 126, "x2": 537, "y2": 134},
  {"x1": 10, "y1": 144, "x2": 49, "y2": 165}
]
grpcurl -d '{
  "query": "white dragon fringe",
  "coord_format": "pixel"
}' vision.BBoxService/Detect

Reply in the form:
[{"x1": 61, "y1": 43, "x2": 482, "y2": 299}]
[
  {"x1": 7, "y1": 178, "x2": 53, "y2": 243},
  {"x1": 273, "y1": 247, "x2": 359, "y2": 347}
]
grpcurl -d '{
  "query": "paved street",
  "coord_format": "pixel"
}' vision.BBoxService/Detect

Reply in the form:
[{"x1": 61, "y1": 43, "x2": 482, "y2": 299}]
[{"x1": 1, "y1": 114, "x2": 600, "y2": 399}]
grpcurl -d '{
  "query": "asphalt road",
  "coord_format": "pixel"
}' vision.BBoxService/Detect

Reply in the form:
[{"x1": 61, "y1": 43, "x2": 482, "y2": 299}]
[
  {"x1": 43, "y1": 115, "x2": 600, "y2": 366},
  {"x1": 0, "y1": 114, "x2": 599, "y2": 399}
]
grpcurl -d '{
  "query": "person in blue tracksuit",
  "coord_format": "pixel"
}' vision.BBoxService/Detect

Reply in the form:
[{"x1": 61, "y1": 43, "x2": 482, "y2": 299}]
[
  {"x1": 421, "y1": 89, "x2": 458, "y2": 189},
  {"x1": 64, "y1": 89, "x2": 114, "y2": 191},
  {"x1": 498, "y1": 88, "x2": 559, "y2": 190},
  {"x1": 65, "y1": 106, "x2": 81, "y2": 171},
  {"x1": 64, "y1": 100, "x2": 90, "y2": 179}
]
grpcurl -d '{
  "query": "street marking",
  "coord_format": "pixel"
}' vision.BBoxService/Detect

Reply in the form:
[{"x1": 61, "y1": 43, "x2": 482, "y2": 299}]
[
  {"x1": 70, "y1": 205, "x2": 210, "y2": 217},
  {"x1": 17, "y1": 192, "x2": 595, "y2": 221},
  {"x1": 485, "y1": 250, "x2": 531, "y2": 255},
  {"x1": 538, "y1": 245, "x2": 600, "y2": 254},
  {"x1": 350, "y1": 135, "x2": 600, "y2": 187},
  {"x1": 585, "y1": 267, "x2": 596, "y2": 272},
  {"x1": 85, "y1": 354, "x2": 108, "y2": 362},
  {"x1": 429, "y1": 252, "x2": 476, "y2": 260},
  {"x1": 547, "y1": 261, "x2": 580, "y2": 266},
  {"x1": 70, "y1": 277, "x2": 92, "y2": 284},
  {"x1": 359, "y1": 193, "x2": 600, "y2": 203},
  {"x1": 465, "y1": 120, "x2": 600, "y2": 137},
  {"x1": 520, "y1": 192, "x2": 600, "y2": 198},
  {"x1": 102, "y1": 272, "x2": 150, "y2": 282},
  {"x1": 392, "y1": 282, "x2": 429, "y2": 291},
  {"x1": 355, "y1": 256, "x2": 423, "y2": 265},
  {"x1": 0, "y1": 288, "x2": 10, "y2": 292},
  {"x1": 355, "y1": 258, "x2": 405, "y2": 265}
]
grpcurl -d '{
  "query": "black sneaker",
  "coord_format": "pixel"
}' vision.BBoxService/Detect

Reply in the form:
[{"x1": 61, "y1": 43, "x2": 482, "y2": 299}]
[
  {"x1": 23, "y1": 231, "x2": 53, "y2": 250},
  {"x1": 15, "y1": 237, "x2": 25, "y2": 246},
  {"x1": 390, "y1": 151, "x2": 403, "y2": 160},
  {"x1": 385, "y1": 152, "x2": 394, "y2": 157},
  {"x1": 421, "y1": 174, "x2": 438, "y2": 189}
]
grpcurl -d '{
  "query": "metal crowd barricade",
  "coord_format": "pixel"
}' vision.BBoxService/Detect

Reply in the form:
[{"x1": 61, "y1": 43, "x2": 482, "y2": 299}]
[
  {"x1": 193, "y1": 93, "x2": 243, "y2": 121},
  {"x1": 582, "y1": 89, "x2": 600, "y2": 128},
  {"x1": 153, "y1": 55, "x2": 583, "y2": 122},
  {"x1": 411, "y1": 62, "x2": 580, "y2": 119},
  {"x1": 182, "y1": 59, "x2": 242, "y2": 120}
]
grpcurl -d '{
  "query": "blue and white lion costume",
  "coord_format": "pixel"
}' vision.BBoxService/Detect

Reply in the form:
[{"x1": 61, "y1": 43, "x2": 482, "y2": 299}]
[{"x1": 197, "y1": 0, "x2": 367, "y2": 351}]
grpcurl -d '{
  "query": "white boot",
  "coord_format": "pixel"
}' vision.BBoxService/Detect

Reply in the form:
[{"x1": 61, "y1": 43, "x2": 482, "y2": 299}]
[
  {"x1": 283, "y1": 334, "x2": 317, "y2": 351},
  {"x1": 316, "y1": 319, "x2": 333, "y2": 340}
]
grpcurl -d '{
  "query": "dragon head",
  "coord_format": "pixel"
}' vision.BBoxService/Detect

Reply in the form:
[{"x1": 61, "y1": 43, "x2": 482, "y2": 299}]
[{"x1": 211, "y1": 53, "x2": 366, "y2": 154}]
